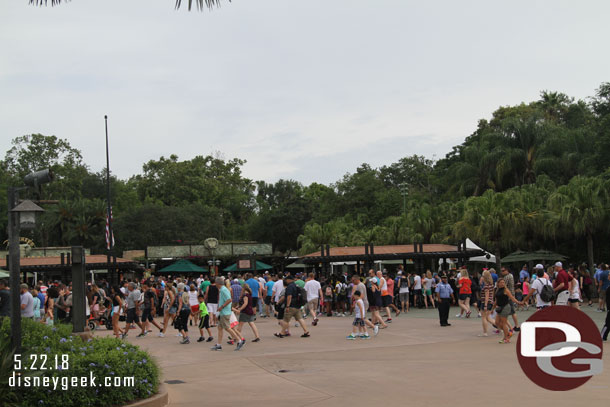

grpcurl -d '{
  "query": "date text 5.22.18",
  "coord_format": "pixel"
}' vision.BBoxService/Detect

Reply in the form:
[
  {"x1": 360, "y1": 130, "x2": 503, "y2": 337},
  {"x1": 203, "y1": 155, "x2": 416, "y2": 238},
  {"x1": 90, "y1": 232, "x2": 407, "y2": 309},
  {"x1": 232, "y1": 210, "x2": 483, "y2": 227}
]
[{"x1": 14, "y1": 354, "x2": 69, "y2": 371}]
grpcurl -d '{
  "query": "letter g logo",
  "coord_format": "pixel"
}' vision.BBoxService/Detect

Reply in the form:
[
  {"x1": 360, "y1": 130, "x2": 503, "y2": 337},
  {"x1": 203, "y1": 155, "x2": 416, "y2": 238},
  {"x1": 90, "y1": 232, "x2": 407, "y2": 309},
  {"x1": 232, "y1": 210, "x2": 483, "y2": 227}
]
[{"x1": 516, "y1": 307, "x2": 603, "y2": 391}]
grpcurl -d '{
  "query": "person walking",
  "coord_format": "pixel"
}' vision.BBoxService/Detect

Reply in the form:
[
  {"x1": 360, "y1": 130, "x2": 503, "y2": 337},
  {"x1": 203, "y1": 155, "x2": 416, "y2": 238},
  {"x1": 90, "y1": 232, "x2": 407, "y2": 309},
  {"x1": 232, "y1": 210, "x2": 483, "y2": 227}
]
[
  {"x1": 110, "y1": 285, "x2": 125, "y2": 339},
  {"x1": 304, "y1": 272, "x2": 322, "y2": 326},
  {"x1": 346, "y1": 291, "x2": 370, "y2": 340},
  {"x1": 211, "y1": 277, "x2": 245, "y2": 351},
  {"x1": 494, "y1": 279, "x2": 521, "y2": 344},
  {"x1": 422, "y1": 270, "x2": 435, "y2": 309},
  {"x1": 478, "y1": 270, "x2": 495, "y2": 337},
  {"x1": 159, "y1": 281, "x2": 176, "y2": 338},
  {"x1": 568, "y1": 268, "x2": 582, "y2": 309},
  {"x1": 501, "y1": 267, "x2": 520, "y2": 332},
  {"x1": 196, "y1": 294, "x2": 214, "y2": 342},
  {"x1": 174, "y1": 283, "x2": 192, "y2": 344},
  {"x1": 435, "y1": 275, "x2": 454, "y2": 326},
  {"x1": 205, "y1": 279, "x2": 219, "y2": 327},
  {"x1": 140, "y1": 282, "x2": 163, "y2": 336},
  {"x1": 278, "y1": 275, "x2": 310, "y2": 338},
  {"x1": 122, "y1": 282, "x2": 144, "y2": 339},
  {"x1": 522, "y1": 265, "x2": 553, "y2": 310},
  {"x1": 368, "y1": 271, "x2": 388, "y2": 329},
  {"x1": 245, "y1": 273, "x2": 262, "y2": 318},
  {"x1": 233, "y1": 284, "x2": 261, "y2": 342},
  {"x1": 553, "y1": 262, "x2": 573, "y2": 306},
  {"x1": 456, "y1": 269, "x2": 472, "y2": 318},
  {"x1": 598, "y1": 264, "x2": 609, "y2": 312},
  {"x1": 601, "y1": 283, "x2": 610, "y2": 341},
  {"x1": 397, "y1": 271, "x2": 410, "y2": 313},
  {"x1": 264, "y1": 275, "x2": 276, "y2": 317}
]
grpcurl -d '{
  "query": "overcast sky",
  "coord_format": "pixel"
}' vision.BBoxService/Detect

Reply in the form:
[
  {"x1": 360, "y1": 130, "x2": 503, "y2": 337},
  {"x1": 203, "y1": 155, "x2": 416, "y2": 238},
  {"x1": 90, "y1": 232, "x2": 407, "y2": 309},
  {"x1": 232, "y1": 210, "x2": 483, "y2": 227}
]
[{"x1": 1, "y1": 0, "x2": 609, "y2": 185}]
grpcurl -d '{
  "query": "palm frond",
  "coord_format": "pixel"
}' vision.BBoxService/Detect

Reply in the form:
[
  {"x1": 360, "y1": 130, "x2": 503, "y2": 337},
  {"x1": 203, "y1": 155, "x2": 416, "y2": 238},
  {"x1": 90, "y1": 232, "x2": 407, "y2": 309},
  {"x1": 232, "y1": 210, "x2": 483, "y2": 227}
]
[
  {"x1": 29, "y1": 0, "x2": 231, "y2": 11},
  {"x1": 175, "y1": 0, "x2": 229, "y2": 10}
]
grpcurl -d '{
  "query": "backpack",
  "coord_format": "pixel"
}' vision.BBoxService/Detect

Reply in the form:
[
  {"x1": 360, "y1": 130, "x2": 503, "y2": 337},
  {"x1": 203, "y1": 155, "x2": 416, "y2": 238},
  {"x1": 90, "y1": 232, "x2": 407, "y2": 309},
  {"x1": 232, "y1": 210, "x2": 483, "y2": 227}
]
[
  {"x1": 539, "y1": 278, "x2": 555, "y2": 303},
  {"x1": 338, "y1": 283, "x2": 347, "y2": 296},
  {"x1": 296, "y1": 286, "x2": 308, "y2": 307}
]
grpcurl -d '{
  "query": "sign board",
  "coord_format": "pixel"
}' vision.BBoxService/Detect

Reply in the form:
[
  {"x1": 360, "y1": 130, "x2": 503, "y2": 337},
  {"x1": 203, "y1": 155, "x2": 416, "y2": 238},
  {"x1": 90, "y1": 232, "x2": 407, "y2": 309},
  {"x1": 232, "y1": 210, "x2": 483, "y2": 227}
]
[{"x1": 237, "y1": 259, "x2": 252, "y2": 270}]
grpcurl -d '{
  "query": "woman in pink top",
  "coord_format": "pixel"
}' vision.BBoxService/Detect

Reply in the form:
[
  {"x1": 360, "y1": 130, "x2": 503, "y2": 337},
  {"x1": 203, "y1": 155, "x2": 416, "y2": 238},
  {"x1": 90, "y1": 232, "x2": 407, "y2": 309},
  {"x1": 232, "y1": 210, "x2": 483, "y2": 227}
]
[{"x1": 521, "y1": 276, "x2": 530, "y2": 310}]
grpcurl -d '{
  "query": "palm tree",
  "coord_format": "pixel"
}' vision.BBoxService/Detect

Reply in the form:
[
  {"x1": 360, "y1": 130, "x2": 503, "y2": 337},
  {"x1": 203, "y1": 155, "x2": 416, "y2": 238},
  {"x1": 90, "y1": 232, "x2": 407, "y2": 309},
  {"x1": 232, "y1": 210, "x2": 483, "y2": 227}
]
[
  {"x1": 453, "y1": 190, "x2": 515, "y2": 269},
  {"x1": 548, "y1": 176, "x2": 608, "y2": 271},
  {"x1": 297, "y1": 223, "x2": 336, "y2": 255},
  {"x1": 30, "y1": 0, "x2": 227, "y2": 10}
]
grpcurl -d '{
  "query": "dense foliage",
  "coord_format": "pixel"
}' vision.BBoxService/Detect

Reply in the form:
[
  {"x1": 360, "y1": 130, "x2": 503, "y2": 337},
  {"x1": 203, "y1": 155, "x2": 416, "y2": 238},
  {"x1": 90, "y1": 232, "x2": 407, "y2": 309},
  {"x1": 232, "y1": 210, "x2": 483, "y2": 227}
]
[
  {"x1": 2, "y1": 84, "x2": 610, "y2": 267},
  {"x1": 0, "y1": 319, "x2": 159, "y2": 407}
]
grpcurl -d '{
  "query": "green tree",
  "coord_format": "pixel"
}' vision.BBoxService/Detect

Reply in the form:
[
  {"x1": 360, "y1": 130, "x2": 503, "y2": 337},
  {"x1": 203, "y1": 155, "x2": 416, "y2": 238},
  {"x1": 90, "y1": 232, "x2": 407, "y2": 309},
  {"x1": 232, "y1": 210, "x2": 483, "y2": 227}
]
[{"x1": 548, "y1": 176, "x2": 608, "y2": 271}]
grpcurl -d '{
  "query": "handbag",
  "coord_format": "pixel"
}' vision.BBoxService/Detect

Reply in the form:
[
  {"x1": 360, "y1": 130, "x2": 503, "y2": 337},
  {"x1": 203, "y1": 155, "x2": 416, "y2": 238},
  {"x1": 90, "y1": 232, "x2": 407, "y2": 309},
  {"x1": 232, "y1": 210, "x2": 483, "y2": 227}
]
[{"x1": 229, "y1": 312, "x2": 238, "y2": 328}]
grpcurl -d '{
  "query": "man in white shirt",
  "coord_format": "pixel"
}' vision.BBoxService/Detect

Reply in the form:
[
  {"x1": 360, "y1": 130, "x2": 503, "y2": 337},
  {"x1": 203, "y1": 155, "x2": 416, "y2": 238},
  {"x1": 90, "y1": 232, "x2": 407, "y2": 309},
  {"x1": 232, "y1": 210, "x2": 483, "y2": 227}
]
[
  {"x1": 257, "y1": 275, "x2": 267, "y2": 316},
  {"x1": 272, "y1": 277, "x2": 284, "y2": 305},
  {"x1": 413, "y1": 273, "x2": 422, "y2": 308},
  {"x1": 304, "y1": 273, "x2": 322, "y2": 325},
  {"x1": 522, "y1": 265, "x2": 552, "y2": 309}
]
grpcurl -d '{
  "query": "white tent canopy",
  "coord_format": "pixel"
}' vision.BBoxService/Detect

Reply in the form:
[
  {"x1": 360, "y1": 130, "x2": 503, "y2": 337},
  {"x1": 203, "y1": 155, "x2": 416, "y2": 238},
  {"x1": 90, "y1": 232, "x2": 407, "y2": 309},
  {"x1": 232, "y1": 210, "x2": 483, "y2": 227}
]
[{"x1": 465, "y1": 238, "x2": 496, "y2": 263}]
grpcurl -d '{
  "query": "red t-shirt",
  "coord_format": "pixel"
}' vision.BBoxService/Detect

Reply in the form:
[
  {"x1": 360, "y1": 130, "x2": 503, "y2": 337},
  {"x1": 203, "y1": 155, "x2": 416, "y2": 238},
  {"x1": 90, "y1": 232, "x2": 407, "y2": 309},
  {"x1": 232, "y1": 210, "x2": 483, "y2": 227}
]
[
  {"x1": 553, "y1": 269, "x2": 573, "y2": 291},
  {"x1": 459, "y1": 278, "x2": 472, "y2": 294}
]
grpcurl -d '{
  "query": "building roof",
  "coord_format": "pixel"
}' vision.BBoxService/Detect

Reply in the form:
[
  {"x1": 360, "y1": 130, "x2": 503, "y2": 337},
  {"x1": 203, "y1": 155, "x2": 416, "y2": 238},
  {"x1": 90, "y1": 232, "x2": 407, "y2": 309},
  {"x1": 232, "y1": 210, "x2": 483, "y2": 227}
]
[
  {"x1": 0, "y1": 255, "x2": 138, "y2": 272},
  {"x1": 301, "y1": 243, "x2": 483, "y2": 264}
]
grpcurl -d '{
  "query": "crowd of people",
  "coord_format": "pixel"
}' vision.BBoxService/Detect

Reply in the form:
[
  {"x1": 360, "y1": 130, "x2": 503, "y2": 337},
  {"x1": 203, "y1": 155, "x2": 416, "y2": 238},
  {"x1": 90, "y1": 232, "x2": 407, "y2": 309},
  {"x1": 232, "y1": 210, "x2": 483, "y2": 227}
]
[{"x1": 1, "y1": 260, "x2": 609, "y2": 349}]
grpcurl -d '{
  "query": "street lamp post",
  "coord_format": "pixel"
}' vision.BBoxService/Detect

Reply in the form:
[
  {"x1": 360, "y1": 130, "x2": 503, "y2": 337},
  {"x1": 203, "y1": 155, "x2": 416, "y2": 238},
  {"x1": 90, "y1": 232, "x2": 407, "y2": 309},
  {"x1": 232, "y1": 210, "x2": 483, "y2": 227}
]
[
  {"x1": 400, "y1": 184, "x2": 408, "y2": 216},
  {"x1": 7, "y1": 169, "x2": 53, "y2": 352}
]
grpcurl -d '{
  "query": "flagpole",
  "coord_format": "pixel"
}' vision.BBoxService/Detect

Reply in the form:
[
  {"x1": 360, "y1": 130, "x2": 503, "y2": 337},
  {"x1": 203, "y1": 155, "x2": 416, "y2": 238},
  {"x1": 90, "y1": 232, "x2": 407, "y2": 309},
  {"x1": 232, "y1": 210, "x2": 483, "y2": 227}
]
[{"x1": 105, "y1": 115, "x2": 115, "y2": 285}]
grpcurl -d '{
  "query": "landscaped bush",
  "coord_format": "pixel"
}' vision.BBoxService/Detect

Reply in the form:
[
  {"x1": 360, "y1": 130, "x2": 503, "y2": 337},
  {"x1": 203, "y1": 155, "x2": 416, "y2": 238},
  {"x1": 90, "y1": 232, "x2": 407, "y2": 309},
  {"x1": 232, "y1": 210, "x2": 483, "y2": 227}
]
[{"x1": 0, "y1": 318, "x2": 160, "y2": 407}]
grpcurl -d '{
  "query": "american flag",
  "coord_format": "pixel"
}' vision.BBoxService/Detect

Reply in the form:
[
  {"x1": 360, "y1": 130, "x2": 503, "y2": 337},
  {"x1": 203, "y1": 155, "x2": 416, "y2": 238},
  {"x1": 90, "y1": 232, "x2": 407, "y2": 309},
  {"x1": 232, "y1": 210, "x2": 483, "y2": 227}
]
[{"x1": 105, "y1": 207, "x2": 115, "y2": 250}]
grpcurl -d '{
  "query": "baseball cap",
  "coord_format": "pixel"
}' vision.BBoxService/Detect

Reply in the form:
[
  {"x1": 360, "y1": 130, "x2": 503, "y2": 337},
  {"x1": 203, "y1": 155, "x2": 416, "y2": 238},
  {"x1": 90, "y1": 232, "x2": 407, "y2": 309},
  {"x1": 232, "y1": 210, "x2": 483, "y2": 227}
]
[
  {"x1": 554, "y1": 262, "x2": 563, "y2": 268},
  {"x1": 535, "y1": 264, "x2": 544, "y2": 270}
]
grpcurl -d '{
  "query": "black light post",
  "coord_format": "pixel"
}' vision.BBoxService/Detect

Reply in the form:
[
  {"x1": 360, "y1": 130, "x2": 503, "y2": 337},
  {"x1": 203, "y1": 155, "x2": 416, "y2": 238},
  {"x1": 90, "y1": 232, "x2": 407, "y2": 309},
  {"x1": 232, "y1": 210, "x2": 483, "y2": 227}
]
[
  {"x1": 7, "y1": 169, "x2": 53, "y2": 351},
  {"x1": 104, "y1": 115, "x2": 115, "y2": 285}
]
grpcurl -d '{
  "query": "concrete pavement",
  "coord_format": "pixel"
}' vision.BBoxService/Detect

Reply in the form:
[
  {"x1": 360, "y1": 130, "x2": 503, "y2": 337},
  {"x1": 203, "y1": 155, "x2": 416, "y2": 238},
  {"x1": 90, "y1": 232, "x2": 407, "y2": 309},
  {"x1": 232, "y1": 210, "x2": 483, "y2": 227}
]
[{"x1": 103, "y1": 306, "x2": 610, "y2": 407}]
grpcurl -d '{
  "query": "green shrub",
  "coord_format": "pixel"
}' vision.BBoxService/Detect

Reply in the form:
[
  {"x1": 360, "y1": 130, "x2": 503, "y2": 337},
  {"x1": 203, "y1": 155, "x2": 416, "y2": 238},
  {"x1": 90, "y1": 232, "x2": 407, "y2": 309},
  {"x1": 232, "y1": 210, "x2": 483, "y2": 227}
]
[{"x1": 0, "y1": 318, "x2": 160, "y2": 407}]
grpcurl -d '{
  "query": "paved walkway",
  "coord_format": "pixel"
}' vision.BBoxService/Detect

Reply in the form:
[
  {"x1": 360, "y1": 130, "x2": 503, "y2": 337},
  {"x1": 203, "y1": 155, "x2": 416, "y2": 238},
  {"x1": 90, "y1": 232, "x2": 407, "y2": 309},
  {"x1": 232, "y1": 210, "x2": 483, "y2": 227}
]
[{"x1": 105, "y1": 307, "x2": 609, "y2": 406}]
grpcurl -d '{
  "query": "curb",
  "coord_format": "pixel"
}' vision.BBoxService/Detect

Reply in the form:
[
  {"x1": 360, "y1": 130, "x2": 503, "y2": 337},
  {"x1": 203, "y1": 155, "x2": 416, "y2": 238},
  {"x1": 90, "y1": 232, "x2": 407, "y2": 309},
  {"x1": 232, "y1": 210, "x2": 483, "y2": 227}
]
[{"x1": 125, "y1": 384, "x2": 168, "y2": 407}]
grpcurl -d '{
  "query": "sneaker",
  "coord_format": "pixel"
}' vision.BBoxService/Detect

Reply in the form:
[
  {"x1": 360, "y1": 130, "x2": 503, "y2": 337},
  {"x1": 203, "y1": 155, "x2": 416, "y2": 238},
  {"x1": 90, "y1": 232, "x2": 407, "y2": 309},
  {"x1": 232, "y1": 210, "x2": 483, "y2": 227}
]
[
  {"x1": 494, "y1": 329, "x2": 500, "y2": 334},
  {"x1": 456, "y1": 314, "x2": 462, "y2": 318},
  {"x1": 121, "y1": 333, "x2": 128, "y2": 339},
  {"x1": 158, "y1": 332, "x2": 165, "y2": 338},
  {"x1": 197, "y1": 337, "x2": 205, "y2": 342},
  {"x1": 210, "y1": 344, "x2": 222, "y2": 351},
  {"x1": 206, "y1": 337, "x2": 214, "y2": 342},
  {"x1": 136, "y1": 332, "x2": 147, "y2": 338},
  {"x1": 466, "y1": 311, "x2": 472, "y2": 318},
  {"x1": 252, "y1": 337, "x2": 261, "y2": 342},
  {"x1": 180, "y1": 337, "x2": 190, "y2": 344},
  {"x1": 227, "y1": 340, "x2": 235, "y2": 345},
  {"x1": 360, "y1": 334, "x2": 371, "y2": 340},
  {"x1": 235, "y1": 339, "x2": 245, "y2": 351},
  {"x1": 346, "y1": 334, "x2": 357, "y2": 340},
  {"x1": 312, "y1": 318, "x2": 318, "y2": 326},
  {"x1": 374, "y1": 325, "x2": 379, "y2": 336},
  {"x1": 477, "y1": 312, "x2": 482, "y2": 318},
  {"x1": 385, "y1": 319, "x2": 392, "y2": 323},
  {"x1": 513, "y1": 326, "x2": 521, "y2": 332},
  {"x1": 176, "y1": 333, "x2": 183, "y2": 337}
]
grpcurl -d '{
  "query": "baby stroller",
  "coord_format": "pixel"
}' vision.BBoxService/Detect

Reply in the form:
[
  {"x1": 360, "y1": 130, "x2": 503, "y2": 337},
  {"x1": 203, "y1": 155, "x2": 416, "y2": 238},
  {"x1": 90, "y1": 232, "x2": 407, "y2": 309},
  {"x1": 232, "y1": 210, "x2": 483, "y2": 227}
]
[{"x1": 88, "y1": 299, "x2": 113, "y2": 331}]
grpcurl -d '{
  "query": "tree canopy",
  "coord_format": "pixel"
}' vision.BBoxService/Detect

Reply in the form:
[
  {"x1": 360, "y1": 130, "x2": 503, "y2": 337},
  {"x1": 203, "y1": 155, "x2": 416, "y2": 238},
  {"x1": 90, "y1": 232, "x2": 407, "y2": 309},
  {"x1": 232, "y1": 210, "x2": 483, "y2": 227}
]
[{"x1": 2, "y1": 83, "x2": 610, "y2": 267}]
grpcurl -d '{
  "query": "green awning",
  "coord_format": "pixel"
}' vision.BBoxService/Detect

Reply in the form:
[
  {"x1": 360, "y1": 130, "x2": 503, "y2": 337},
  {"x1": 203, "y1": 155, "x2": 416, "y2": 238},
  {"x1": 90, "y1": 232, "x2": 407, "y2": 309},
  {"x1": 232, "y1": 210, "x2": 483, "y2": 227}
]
[
  {"x1": 224, "y1": 261, "x2": 273, "y2": 272},
  {"x1": 501, "y1": 250, "x2": 567, "y2": 263},
  {"x1": 157, "y1": 259, "x2": 208, "y2": 273},
  {"x1": 0, "y1": 269, "x2": 9, "y2": 278}
]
